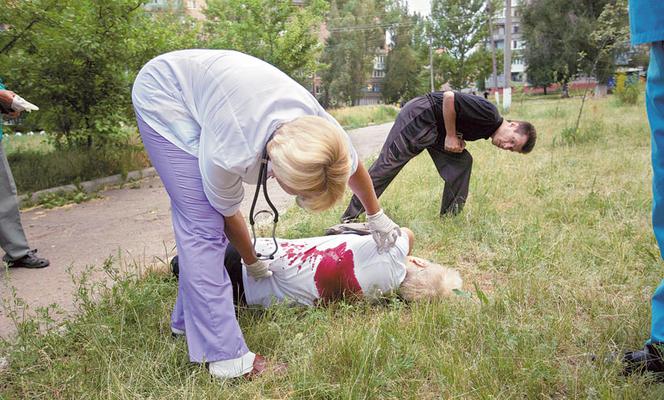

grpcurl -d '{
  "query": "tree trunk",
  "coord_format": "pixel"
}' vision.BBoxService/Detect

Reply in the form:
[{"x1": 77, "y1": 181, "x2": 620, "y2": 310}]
[
  {"x1": 561, "y1": 82, "x2": 569, "y2": 98},
  {"x1": 543, "y1": 86, "x2": 547, "y2": 95}
]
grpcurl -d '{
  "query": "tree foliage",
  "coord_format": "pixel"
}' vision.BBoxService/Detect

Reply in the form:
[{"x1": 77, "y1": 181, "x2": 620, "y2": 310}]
[
  {"x1": 0, "y1": 0, "x2": 200, "y2": 148},
  {"x1": 522, "y1": 0, "x2": 626, "y2": 92},
  {"x1": 204, "y1": 0, "x2": 327, "y2": 84},
  {"x1": 429, "y1": 0, "x2": 491, "y2": 89},
  {"x1": 382, "y1": 1, "x2": 424, "y2": 103},
  {"x1": 320, "y1": 0, "x2": 388, "y2": 106}
]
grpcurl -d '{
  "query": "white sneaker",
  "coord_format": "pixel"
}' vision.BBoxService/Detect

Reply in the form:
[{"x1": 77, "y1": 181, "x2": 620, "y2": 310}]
[
  {"x1": 209, "y1": 352, "x2": 256, "y2": 379},
  {"x1": 171, "y1": 327, "x2": 185, "y2": 337}
]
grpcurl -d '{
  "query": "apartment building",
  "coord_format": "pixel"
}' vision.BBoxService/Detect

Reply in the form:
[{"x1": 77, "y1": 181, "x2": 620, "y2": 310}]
[
  {"x1": 486, "y1": 0, "x2": 528, "y2": 88},
  {"x1": 144, "y1": 0, "x2": 207, "y2": 20}
]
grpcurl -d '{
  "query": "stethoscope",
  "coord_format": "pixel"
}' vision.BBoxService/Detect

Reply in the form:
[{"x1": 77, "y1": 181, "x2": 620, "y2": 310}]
[{"x1": 248, "y1": 147, "x2": 279, "y2": 260}]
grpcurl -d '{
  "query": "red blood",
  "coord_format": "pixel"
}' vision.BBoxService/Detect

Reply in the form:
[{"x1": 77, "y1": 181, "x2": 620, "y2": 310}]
[{"x1": 311, "y1": 243, "x2": 361, "y2": 300}]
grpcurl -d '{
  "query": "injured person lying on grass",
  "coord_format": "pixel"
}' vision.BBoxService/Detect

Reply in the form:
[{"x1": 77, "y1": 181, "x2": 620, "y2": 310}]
[{"x1": 170, "y1": 227, "x2": 462, "y2": 313}]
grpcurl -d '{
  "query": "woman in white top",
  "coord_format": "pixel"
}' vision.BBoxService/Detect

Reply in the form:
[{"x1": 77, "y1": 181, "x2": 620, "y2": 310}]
[{"x1": 132, "y1": 50, "x2": 400, "y2": 379}]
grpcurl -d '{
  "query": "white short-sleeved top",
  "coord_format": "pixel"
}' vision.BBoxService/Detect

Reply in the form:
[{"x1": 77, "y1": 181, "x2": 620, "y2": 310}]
[
  {"x1": 243, "y1": 233, "x2": 409, "y2": 308},
  {"x1": 132, "y1": 49, "x2": 358, "y2": 216}
]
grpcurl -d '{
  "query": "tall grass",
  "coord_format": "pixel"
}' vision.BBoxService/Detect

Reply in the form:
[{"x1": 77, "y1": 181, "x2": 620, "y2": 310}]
[
  {"x1": 2, "y1": 94, "x2": 663, "y2": 398},
  {"x1": 329, "y1": 104, "x2": 399, "y2": 130}
]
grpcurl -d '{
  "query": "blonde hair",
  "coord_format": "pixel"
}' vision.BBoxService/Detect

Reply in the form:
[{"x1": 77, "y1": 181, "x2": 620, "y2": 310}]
[
  {"x1": 398, "y1": 258, "x2": 463, "y2": 302},
  {"x1": 267, "y1": 116, "x2": 351, "y2": 212}
]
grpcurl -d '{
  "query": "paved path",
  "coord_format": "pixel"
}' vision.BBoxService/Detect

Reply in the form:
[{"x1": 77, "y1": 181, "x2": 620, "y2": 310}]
[{"x1": 0, "y1": 122, "x2": 393, "y2": 338}]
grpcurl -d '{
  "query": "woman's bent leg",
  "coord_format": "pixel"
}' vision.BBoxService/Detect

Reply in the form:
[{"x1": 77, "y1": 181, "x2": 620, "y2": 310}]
[{"x1": 137, "y1": 114, "x2": 250, "y2": 365}]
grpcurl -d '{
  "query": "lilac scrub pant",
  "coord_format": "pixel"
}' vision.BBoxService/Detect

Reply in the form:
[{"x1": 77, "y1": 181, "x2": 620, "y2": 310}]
[{"x1": 136, "y1": 113, "x2": 249, "y2": 363}]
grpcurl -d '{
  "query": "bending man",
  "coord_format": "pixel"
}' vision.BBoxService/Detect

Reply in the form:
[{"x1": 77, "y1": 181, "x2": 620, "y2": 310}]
[{"x1": 342, "y1": 91, "x2": 537, "y2": 221}]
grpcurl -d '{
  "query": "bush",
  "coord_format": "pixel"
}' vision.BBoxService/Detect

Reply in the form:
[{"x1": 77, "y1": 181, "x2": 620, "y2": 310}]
[
  {"x1": 614, "y1": 73, "x2": 640, "y2": 105},
  {"x1": 7, "y1": 146, "x2": 150, "y2": 194}
]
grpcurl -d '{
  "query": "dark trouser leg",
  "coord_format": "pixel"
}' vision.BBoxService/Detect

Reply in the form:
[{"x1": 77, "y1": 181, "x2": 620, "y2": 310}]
[
  {"x1": 0, "y1": 142, "x2": 30, "y2": 260},
  {"x1": 426, "y1": 147, "x2": 473, "y2": 216},
  {"x1": 171, "y1": 244, "x2": 245, "y2": 306},
  {"x1": 341, "y1": 97, "x2": 438, "y2": 222},
  {"x1": 223, "y1": 244, "x2": 246, "y2": 306}
]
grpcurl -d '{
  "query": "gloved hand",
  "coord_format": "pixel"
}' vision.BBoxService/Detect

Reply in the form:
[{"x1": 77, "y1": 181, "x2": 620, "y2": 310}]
[
  {"x1": 366, "y1": 209, "x2": 400, "y2": 253},
  {"x1": 245, "y1": 259, "x2": 273, "y2": 279},
  {"x1": 11, "y1": 95, "x2": 39, "y2": 112}
]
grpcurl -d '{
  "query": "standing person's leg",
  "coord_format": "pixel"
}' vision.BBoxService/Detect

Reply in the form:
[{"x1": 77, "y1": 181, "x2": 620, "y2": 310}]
[
  {"x1": 0, "y1": 142, "x2": 48, "y2": 268},
  {"x1": 426, "y1": 146, "x2": 473, "y2": 216},
  {"x1": 341, "y1": 97, "x2": 438, "y2": 221},
  {"x1": 137, "y1": 115, "x2": 252, "y2": 373},
  {"x1": 622, "y1": 41, "x2": 664, "y2": 375},
  {"x1": 648, "y1": 41, "x2": 664, "y2": 345}
]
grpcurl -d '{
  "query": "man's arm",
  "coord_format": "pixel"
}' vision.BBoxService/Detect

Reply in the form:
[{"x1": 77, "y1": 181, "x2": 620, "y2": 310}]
[{"x1": 442, "y1": 91, "x2": 465, "y2": 153}]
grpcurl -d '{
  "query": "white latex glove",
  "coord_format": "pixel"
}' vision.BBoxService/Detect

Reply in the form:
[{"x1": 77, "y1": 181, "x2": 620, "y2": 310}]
[
  {"x1": 11, "y1": 95, "x2": 39, "y2": 112},
  {"x1": 245, "y1": 259, "x2": 273, "y2": 279},
  {"x1": 366, "y1": 209, "x2": 400, "y2": 253}
]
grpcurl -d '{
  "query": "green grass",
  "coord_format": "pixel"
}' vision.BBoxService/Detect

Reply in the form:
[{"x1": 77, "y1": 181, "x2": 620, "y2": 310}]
[
  {"x1": 2, "y1": 94, "x2": 664, "y2": 398},
  {"x1": 329, "y1": 104, "x2": 400, "y2": 130}
]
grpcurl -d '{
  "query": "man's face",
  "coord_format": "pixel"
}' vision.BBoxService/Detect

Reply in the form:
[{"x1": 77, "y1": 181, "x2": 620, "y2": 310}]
[{"x1": 492, "y1": 122, "x2": 527, "y2": 152}]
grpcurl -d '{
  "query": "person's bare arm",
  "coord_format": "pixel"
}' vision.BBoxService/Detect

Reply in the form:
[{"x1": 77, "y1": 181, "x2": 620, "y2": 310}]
[
  {"x1": 442, "y1": 91, "x2": 464, "y2": 153},
  {"x1": 0, "y1": 90, "x2": 15, "y2": 108},
  {"x1": 400, "y1": 227, "x2": 415, "y2": 255},
  {"x1": 348, "y1": 163, "x2": 380, "y2": 215},
  {"x1": 223, "y1": 210, "x2": 258, "y2": 264}
]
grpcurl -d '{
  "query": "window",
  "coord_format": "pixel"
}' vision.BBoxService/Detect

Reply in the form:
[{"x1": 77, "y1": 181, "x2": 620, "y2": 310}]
[
  {"x1": 512, "y1": 40, "x2": 518, "y2": 49},
  {"x1": 372, "y1": 69, "x2": 385, "y2": 78},
  {"x1": 513, "y1": 25, "x2": 519, "y2": 34},
  {"x1": 187, "y1": 0, "x2": 197, "y2": 8},
  {"x1": 498, "y1": 26, "x2": 505, "y2": 35},
  {"x1": 495, "y1": 40, "x2": 504, "y2": 49}
]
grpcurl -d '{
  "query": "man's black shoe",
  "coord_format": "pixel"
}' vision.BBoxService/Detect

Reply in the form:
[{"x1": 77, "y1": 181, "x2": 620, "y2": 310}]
[
  {"x1": 3, "y1": 249, "x2": 49, "y2": 269},
  {"x1": 623, "y1": 343, "x2": 664, "y2": 378}
]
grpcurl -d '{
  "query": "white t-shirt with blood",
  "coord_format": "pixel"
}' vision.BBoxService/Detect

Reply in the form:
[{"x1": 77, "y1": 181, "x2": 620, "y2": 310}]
[{"x1": 242, "y1": 234, "x2": 410, "y2": 307}]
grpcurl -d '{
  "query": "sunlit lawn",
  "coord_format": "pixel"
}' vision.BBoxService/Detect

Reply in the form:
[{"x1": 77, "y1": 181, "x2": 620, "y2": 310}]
[{"x1": 2, "y1": 92, "x2": 663, "y2": 398}]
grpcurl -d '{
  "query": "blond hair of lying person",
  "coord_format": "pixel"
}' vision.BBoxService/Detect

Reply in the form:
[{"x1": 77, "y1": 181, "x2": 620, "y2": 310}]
[{"x1": 170, "y1": 227, "x2": 462, "y2": 312}]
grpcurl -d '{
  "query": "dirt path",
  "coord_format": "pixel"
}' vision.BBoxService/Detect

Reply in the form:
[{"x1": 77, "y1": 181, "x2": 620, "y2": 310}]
[{"x1": 0, "y1": 122, "x2": 393, "y2": 338}]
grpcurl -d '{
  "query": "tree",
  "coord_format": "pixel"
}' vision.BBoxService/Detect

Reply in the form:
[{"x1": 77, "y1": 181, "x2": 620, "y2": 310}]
[
  {"x1": 204, "y1": 0, "x2": 327, "y2": 84},
  {"x1": 382, "y1": 2, "x2": 424, "y2": 103},
  {"x1": 521, "y1": 0, "x2": 617, "y2": 97},
  {"x1": 429, "y1": 0, "x2": 491, "y2": 89},
  {"x1": 320, "y1": 0, "x2": 387, "y2": 106},
  {"x1": 0, "y1": 0, "x2": 201, "y2": 148}
]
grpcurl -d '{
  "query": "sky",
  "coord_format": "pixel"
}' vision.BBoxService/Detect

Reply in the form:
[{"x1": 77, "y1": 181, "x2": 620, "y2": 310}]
[{"x1": 407, "y1": 0, "x2": 431, "y2": 16}]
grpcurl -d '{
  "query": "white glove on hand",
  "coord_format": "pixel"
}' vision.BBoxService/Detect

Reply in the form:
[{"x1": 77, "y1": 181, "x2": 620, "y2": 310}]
[
  {"x1": 245, "y1": 259, "x2": 272, "y2": 279},
  {"x1": 11, "y1": 95, "x2": 39, "y2": 112},
  {"x1": 367, "y1": 209, "x2": 400, "y2": 253}
]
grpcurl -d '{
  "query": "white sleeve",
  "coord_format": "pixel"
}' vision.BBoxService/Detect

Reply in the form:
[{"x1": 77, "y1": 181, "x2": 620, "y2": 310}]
[{"x1": 199, "y1": 141, "x2": 245, "y2": 217}]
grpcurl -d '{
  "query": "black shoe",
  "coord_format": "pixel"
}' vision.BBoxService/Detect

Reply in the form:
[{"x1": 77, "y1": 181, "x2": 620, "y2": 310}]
[
  {"x1": 3, "y1": 249, "x2": 49, "y2": 269},
  {"x1": 623, "y1": 344, "x2": 664, "y2": 377},
  {"x1": 170, "y1": 255, "x2": 179, "y2": 279}
]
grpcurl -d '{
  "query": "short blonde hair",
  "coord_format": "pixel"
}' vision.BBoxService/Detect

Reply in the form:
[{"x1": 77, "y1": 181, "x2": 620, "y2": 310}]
[
  {"x1": 268, "y1": 116, "x2": 351, "y2": 212},
  {"x1": 398, "y1": 257, "x2": 463, "y2": 302}
]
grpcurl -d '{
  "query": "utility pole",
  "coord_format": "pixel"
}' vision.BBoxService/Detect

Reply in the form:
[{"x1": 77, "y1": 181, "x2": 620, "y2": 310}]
[
  {"x1": 488, "y1": 0, "x2": 498, "y2": 91},
  {"x1": 429, "y1": 36, "x2": 435, "y2": 92},
  {"x1": 503, "y1": 0, "x2": 512, "y2": 111}
]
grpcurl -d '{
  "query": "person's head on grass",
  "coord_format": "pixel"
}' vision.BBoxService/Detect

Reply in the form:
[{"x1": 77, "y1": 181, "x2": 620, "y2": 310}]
[
  {"x1": 398, "y1": 256, "x2": 463, "y2": 302},
  {"x1": 491, "y1": 120, "x2": 537, "y2": 153}
]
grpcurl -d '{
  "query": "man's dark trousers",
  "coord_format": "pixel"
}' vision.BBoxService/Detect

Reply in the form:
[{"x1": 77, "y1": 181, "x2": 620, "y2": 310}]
[{"x1": 342, "y1": 96, "x2": 473, "y2": 221}]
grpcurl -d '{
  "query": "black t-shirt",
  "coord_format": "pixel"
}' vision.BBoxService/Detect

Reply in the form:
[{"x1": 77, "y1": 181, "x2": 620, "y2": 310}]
[{"x1": 426, "y1": 91, "x2": 503, "y2": 141}]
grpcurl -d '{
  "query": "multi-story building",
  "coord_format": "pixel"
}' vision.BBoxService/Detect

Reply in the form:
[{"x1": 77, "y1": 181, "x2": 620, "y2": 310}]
[
  {"x1": 359, "y1": 49, "x2": 387, "y2": 105},
  {"x1": 486, "y1": 0, "x2": 528, "y2": 89},
  {"x1": 143, "y1": 0, "x2": 207, "y2": 20}
]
